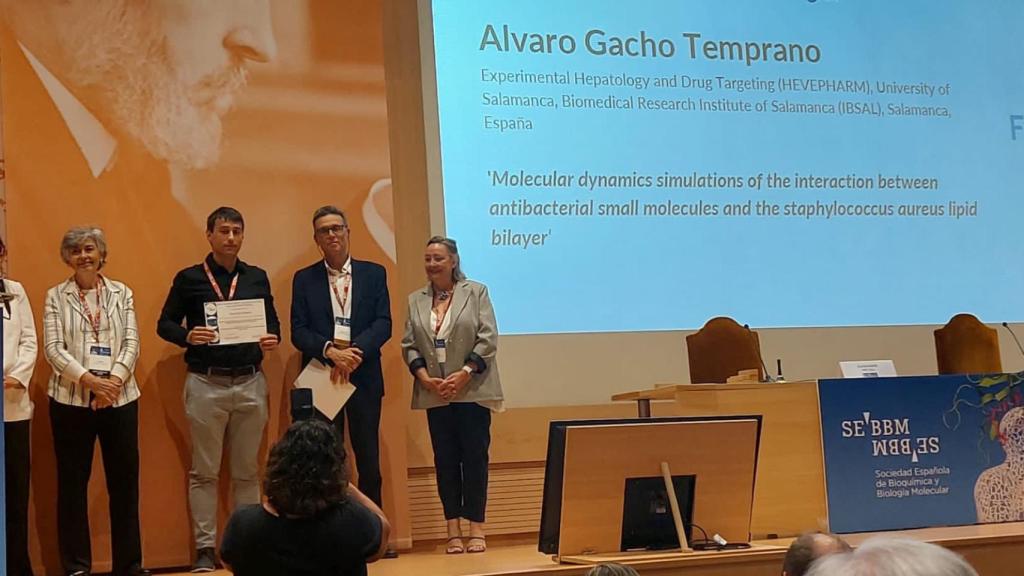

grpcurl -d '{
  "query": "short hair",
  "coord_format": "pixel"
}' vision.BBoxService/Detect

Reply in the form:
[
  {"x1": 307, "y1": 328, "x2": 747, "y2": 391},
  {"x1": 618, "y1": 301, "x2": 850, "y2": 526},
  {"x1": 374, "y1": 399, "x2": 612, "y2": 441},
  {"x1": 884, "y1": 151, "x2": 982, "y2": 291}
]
[
  {"x1": 206, "y1": 206, "x2": 244, "y2": 232},
  {"x1": 311, "y1": 205, "x2": 348, "y2": 227},
  {"x1": 426, "y1": 235, "x2": 466, "y2": 282},
  {"x1": 806, "y1": 537, "x2": 977, "y2": 576},
  {"x1": 263, "y1": 420, "x2": 349, "y2": 518},
  {"x1": 585, "y1": 564, "x2": 640, "y2": 576},
  {"x1": 60, "y1": 226, "x2": 108, "y2": 269},
  {"x1": 782, "y1": 532, "x2": 852, "y2": 576}
]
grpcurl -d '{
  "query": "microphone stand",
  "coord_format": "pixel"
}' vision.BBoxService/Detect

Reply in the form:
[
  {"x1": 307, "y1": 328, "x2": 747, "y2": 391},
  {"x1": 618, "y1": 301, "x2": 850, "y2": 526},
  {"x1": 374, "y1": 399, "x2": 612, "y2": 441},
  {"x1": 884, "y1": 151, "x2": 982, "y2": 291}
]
[{"x1": 743, "y1": 323, "x2": 774, "y2": 383}]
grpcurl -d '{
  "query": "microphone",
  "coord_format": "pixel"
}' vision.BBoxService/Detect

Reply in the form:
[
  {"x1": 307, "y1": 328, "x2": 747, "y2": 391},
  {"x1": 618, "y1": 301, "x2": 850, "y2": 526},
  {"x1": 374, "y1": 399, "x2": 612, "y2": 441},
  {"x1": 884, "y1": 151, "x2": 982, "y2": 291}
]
[
  {"x1": 1001, "y1": 322, "x2": 1024, "y2": 358},
  {"x1": 743, "y1": 324, "x2": 774, "y2": 383}
]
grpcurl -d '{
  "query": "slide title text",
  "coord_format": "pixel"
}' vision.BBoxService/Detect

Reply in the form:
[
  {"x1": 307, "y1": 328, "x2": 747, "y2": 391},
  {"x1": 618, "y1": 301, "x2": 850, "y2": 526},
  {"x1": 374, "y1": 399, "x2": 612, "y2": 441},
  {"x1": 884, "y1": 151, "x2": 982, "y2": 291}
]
[{"x1": 480, "y1": 24, "x2": 822, "y2": 66}]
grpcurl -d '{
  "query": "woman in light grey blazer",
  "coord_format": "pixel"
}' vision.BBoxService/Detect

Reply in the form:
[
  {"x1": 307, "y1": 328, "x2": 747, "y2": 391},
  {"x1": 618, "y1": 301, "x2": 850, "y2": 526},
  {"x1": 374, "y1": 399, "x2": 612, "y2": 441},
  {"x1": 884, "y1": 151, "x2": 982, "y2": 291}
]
[
  {"x1": 402, "y1": 236, "x2": 503, "y2": 554},
  {"x1": 43, "y1": 226, "x2": 147, "y2": 576}
]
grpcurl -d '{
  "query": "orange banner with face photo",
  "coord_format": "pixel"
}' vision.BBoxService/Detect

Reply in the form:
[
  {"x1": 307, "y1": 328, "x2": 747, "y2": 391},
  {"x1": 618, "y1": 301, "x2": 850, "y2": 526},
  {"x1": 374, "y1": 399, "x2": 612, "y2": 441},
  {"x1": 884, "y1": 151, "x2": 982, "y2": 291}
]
[{"x1": 0, "y1": 1, "x2": 406, "y2": 571}]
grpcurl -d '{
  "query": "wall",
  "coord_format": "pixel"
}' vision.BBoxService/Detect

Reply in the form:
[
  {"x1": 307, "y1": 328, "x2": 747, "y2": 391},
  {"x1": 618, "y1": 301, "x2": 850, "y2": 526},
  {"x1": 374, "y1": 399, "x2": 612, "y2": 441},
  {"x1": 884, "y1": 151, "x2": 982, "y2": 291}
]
[{"x1": 0, "y1": 0, "x2": 408, "y2": 571}]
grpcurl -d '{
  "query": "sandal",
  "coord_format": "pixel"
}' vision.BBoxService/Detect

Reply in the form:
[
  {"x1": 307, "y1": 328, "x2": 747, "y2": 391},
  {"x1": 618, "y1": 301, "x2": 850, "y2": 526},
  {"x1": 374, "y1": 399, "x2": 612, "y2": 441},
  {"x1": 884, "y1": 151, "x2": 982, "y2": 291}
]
[
  {"x1": 445, "y1": 536, "x2": 465, "y2": 554},
  {"x1": 466, "y1": 536, "x2": 487, "y2": 553}
]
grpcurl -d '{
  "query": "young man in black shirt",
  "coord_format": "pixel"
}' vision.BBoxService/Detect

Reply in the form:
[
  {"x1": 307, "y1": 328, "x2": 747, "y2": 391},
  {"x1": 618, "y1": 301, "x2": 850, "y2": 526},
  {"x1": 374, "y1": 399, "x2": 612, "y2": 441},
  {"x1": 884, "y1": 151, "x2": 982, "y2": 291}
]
[{"x1": 157, "y1": 206, "x2": 281, "y2": 572}]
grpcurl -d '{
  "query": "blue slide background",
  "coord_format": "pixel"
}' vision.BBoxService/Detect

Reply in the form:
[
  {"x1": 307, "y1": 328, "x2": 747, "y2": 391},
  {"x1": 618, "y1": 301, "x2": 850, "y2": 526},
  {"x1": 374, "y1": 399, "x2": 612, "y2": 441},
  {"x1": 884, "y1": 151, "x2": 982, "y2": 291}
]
[{"x1": 431, "y1": 0, "x2": 1024, "y2": 334}]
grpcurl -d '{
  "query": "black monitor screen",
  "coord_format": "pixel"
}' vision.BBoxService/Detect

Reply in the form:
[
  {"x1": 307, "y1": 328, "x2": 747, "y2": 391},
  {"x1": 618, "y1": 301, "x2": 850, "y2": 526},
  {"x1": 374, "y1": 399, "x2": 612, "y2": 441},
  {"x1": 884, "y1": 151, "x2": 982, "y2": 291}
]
[{"x1": 621, "y1": 475, "x2": 696, "y2": 551}]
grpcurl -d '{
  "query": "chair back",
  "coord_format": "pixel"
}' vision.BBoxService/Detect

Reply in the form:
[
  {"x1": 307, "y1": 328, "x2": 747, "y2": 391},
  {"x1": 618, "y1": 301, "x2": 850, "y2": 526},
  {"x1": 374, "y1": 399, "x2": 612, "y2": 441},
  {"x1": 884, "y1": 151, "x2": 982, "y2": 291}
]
[
  {"x1": 686, "y1": 316, "x2": 764, "y2": 384},
  {"x1": 934, "y1": 313, "x2": 1001, "y2": 375}
]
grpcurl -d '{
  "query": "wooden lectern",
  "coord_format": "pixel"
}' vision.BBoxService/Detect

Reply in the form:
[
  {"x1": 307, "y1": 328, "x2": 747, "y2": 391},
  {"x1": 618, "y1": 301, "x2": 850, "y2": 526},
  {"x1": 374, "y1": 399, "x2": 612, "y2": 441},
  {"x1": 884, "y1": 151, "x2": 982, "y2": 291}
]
[{"x1": 613, "y1": 382, "x2": 827, "y2": 538}]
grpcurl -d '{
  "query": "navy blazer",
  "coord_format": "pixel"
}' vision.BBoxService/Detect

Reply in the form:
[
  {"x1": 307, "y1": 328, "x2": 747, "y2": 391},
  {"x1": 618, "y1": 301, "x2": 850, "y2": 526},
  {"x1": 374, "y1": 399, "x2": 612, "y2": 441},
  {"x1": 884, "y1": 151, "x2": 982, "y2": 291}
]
[{"x1": 291, "y1": 259, "x2": 392, "y2": 396}]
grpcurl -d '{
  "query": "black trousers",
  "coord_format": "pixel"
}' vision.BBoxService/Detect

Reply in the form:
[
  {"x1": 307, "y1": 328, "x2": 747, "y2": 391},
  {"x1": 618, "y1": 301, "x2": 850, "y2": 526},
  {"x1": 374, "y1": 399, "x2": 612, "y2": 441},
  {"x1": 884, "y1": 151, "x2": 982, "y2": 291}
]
[
  {"x1": 5, "y1": 419, "x2": 32, "y2": 576},
  {"x1": 49, "y1": 399, "x2": 142, "y2": 576},
  {"x1": 427, "y1": 402, "x2": 491, "y2": 523},
  {"x1": 328, "y1": 387, "x2": 383, "y2": 507}
]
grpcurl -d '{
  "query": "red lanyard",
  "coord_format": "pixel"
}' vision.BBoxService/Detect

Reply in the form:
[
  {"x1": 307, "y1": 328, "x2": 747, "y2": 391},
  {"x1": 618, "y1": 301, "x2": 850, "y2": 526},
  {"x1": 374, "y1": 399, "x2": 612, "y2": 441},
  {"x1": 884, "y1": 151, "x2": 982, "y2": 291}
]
[
  {"x1": 203, "y1": 260, "x2": 238, "y2": 301},
  {"x1": 77, "y1": 277, "x2": 105, "y2": 342},
  {"x1": 329, "y1": 266, "x2": 351, "y2": 314}
]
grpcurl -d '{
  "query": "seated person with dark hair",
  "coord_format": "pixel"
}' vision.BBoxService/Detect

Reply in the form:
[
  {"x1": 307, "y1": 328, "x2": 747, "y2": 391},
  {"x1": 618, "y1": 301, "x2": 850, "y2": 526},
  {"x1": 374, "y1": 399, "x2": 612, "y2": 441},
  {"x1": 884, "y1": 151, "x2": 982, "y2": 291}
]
[{"x1": 221, "y1": 419, "x2": 390, "y2": 575}]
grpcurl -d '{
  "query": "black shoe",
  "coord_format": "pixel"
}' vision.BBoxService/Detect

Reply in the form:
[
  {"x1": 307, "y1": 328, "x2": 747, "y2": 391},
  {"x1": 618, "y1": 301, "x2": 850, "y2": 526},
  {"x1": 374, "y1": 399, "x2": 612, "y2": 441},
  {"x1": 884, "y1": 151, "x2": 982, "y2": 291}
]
[
  {"x1": 191, "y1": 547, "x2": 218, "y2": 573},
  {"x1": 383, "y1": 547, "x2": 399, "y2": 559},
  {"x1": 127, "y1": 570, "x2": 152, "y2": 576}
]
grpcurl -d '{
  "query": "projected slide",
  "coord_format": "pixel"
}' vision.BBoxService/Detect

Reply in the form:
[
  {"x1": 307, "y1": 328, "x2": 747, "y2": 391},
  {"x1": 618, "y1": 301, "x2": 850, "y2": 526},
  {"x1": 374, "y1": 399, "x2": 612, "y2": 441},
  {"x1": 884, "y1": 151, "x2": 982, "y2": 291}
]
[{"x1": 429, "y1": 0, "x2": 1024, "y2": 334}]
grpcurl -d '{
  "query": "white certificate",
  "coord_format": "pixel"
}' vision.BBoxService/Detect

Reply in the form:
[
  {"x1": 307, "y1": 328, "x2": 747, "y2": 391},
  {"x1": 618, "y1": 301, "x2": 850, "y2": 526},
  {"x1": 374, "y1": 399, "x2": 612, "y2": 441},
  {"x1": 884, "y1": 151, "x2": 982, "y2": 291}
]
[
  {"x1": 294, "y1": 359, "x2": 355, "y2": 420},
  {"x1": 205, "y1": 299, "x2": 267, "y2": 346}
]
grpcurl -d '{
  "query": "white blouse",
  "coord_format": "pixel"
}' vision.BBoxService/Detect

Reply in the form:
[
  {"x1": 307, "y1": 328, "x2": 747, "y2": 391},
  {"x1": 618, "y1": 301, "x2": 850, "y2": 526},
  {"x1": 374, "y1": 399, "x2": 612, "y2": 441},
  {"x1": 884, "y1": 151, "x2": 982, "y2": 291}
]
[{"x1": 3, "y1": 279, "x2": 38, "y2": 422}]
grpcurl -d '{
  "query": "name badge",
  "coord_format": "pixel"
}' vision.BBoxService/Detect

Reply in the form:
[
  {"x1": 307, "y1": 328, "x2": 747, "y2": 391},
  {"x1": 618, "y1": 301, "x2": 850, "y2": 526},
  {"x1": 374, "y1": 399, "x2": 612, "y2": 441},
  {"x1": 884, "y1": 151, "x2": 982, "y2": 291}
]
[
  {"x1": 86, "y1": 344, "x2": 113, "y2": 376},
  {"x1": 203, "y1": 302, "x2": 221, "y2": 344},
  {"x1": 334, "y1": 316, "x2": 352, "y2": 343},
  {"x1": 434, "y1": 338, "x2": 447, "y2": 364}
]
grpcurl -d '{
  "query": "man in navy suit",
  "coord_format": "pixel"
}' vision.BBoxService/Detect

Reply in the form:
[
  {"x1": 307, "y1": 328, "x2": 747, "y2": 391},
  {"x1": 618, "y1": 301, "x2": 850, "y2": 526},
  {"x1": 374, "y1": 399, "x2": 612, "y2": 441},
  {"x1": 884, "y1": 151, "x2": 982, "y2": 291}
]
[{"x1": 291, "y1": 205, "x2": 392, "y2": 509}]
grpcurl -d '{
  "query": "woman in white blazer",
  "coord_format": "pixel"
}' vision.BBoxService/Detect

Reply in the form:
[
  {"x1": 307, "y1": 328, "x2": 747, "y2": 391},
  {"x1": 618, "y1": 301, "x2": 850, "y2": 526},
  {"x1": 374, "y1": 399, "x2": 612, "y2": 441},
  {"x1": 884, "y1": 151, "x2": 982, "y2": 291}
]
[
  {"x1": 401, "y1": 236, "x2": 503, "y2": 554},
  {"x1": 2, "y1": 237, "x2": 38, "y2": 576},
  {"x1": 43, "y1": 227, "x2": 148, "y2": 576}
]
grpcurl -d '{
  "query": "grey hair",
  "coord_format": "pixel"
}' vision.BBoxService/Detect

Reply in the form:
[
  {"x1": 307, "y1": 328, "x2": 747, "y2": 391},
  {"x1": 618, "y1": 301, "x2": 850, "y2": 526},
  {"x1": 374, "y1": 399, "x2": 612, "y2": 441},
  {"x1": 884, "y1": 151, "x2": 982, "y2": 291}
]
[
  {"x1": 427, "y1": 236, "x2": 466, "y2": 282},
  {"x1": 585, "y1": 564, "x2": 639, "y2": 576},
  {"x1": 806, "y1": 537, "x2": 977, "y2": 576},
  {"x1": 312, "y1": 205, "x2": 348, "y2": 227},
  {"x1": 60, "y1": 226, "x2": 108, "y2": 269}
]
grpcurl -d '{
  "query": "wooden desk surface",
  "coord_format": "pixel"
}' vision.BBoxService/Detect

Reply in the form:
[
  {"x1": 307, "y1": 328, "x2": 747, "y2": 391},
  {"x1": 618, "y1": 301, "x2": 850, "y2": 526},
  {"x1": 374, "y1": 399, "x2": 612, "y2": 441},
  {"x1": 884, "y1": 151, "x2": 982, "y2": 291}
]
[
  {"x1": 340, "y1": 522, "x2": 1024, "y2": 576},
  {"x1": 611, "y1": 381, "x2": 817, "y2": 402}
]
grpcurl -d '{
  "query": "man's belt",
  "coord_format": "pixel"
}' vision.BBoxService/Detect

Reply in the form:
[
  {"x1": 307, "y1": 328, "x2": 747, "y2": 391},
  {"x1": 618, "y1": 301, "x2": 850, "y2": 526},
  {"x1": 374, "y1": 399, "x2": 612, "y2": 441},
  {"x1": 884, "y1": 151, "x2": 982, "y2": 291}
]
[{"x1": 189, "y1": 365, "x2": 259, "y2": 378}]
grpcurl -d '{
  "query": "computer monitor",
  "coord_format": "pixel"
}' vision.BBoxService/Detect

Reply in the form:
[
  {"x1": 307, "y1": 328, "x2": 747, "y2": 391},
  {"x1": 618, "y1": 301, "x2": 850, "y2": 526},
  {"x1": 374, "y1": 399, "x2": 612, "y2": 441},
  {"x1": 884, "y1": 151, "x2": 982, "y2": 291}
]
[
  {"x1": 620, "y1": 474, "x2": 696, "y2": 551},
  {"x1": 538, "y1": 415, "x2": 762, "y2": 556}
]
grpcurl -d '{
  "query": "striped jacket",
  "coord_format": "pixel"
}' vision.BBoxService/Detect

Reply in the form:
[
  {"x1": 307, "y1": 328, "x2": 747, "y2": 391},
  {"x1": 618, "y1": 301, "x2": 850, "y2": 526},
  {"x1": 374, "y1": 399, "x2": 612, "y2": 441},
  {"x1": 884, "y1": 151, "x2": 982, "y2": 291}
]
[{"x1": 43, "y1": 276, "x2": 140, "y2": 407}]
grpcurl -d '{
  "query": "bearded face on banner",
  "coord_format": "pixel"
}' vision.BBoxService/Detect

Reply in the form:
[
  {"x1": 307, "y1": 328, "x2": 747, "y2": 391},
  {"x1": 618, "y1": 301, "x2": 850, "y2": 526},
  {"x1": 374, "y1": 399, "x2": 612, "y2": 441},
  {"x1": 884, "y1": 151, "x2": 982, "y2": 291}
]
[{"x1": 1, "y1": 0, "x2": 276, "y2": 169}]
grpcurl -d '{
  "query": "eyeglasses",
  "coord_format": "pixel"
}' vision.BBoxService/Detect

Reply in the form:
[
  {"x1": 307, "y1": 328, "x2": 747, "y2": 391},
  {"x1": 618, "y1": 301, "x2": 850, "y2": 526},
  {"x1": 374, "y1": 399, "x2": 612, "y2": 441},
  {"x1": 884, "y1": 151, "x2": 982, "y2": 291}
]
[{"x1": 315, "y1": 224, "x2": 347, "y2": 237}]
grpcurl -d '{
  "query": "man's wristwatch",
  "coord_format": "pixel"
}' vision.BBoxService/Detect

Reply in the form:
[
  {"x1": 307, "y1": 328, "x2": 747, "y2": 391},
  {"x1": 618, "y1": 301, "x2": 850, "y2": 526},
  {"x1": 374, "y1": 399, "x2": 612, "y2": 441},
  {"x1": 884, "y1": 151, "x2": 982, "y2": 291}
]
[{"x1": 461, "y1": 365, "x2": 474, "y2": 375}]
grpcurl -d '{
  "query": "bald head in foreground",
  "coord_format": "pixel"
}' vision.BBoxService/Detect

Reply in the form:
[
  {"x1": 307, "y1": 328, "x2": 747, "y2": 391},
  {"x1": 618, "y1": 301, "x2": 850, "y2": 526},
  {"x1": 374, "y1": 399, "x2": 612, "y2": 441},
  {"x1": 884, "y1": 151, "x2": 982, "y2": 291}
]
[
  {"x1": 782, "y1": 532, "x2": 853, "y2": 576},
  {"x1": 806, "y1": 537, "x2": 977, "y2": 576}
]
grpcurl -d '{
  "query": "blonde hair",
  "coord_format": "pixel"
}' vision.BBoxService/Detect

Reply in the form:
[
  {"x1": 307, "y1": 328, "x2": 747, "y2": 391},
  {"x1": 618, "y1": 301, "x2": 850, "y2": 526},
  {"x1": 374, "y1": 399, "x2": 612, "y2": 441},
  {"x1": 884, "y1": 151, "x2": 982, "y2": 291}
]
[
  {"x1": 427, "y1": 236, "x2": 466, "y2": 281},
  {"x1": 585, "y1": 564, "x2": 640, "y2": 576}
]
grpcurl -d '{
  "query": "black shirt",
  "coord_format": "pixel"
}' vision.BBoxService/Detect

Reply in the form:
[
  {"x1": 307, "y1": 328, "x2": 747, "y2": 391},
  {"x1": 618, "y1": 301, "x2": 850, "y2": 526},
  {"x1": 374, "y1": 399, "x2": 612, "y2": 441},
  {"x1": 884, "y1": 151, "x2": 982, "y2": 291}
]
[
  {"x1": 157, "y1": 254, "x2": 281, "y2": 370},
  {"x1": 220, "y1": 501, "x2": 382, "y2": 576}
]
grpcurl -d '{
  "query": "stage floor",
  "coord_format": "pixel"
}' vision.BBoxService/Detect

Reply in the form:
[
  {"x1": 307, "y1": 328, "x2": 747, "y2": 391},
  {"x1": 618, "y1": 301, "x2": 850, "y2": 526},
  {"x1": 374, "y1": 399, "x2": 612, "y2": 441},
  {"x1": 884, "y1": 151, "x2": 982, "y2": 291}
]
[
  {"x1": 161, "y1": 522, "x2": 1024, "y2": 576},
  {"x1": 162, "y1": 539, "x2": 565, "y2": 576}
]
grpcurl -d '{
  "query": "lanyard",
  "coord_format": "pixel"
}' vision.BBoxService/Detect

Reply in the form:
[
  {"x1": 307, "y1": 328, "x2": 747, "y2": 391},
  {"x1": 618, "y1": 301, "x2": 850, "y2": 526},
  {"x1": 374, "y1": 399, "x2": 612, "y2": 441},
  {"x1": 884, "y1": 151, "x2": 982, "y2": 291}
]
[
  {"x1": 77, "y1": 277, "x2": 105, "y2": 342},
  {"x1": 433, "y1": 297, "x2": 452, "y2": 337},
  {"x1": 203, "y1": 260, "x2": 238, "y2": 301},
  {"x1": 329, "y1": 267, "x2": 351, "y2": 315}
]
